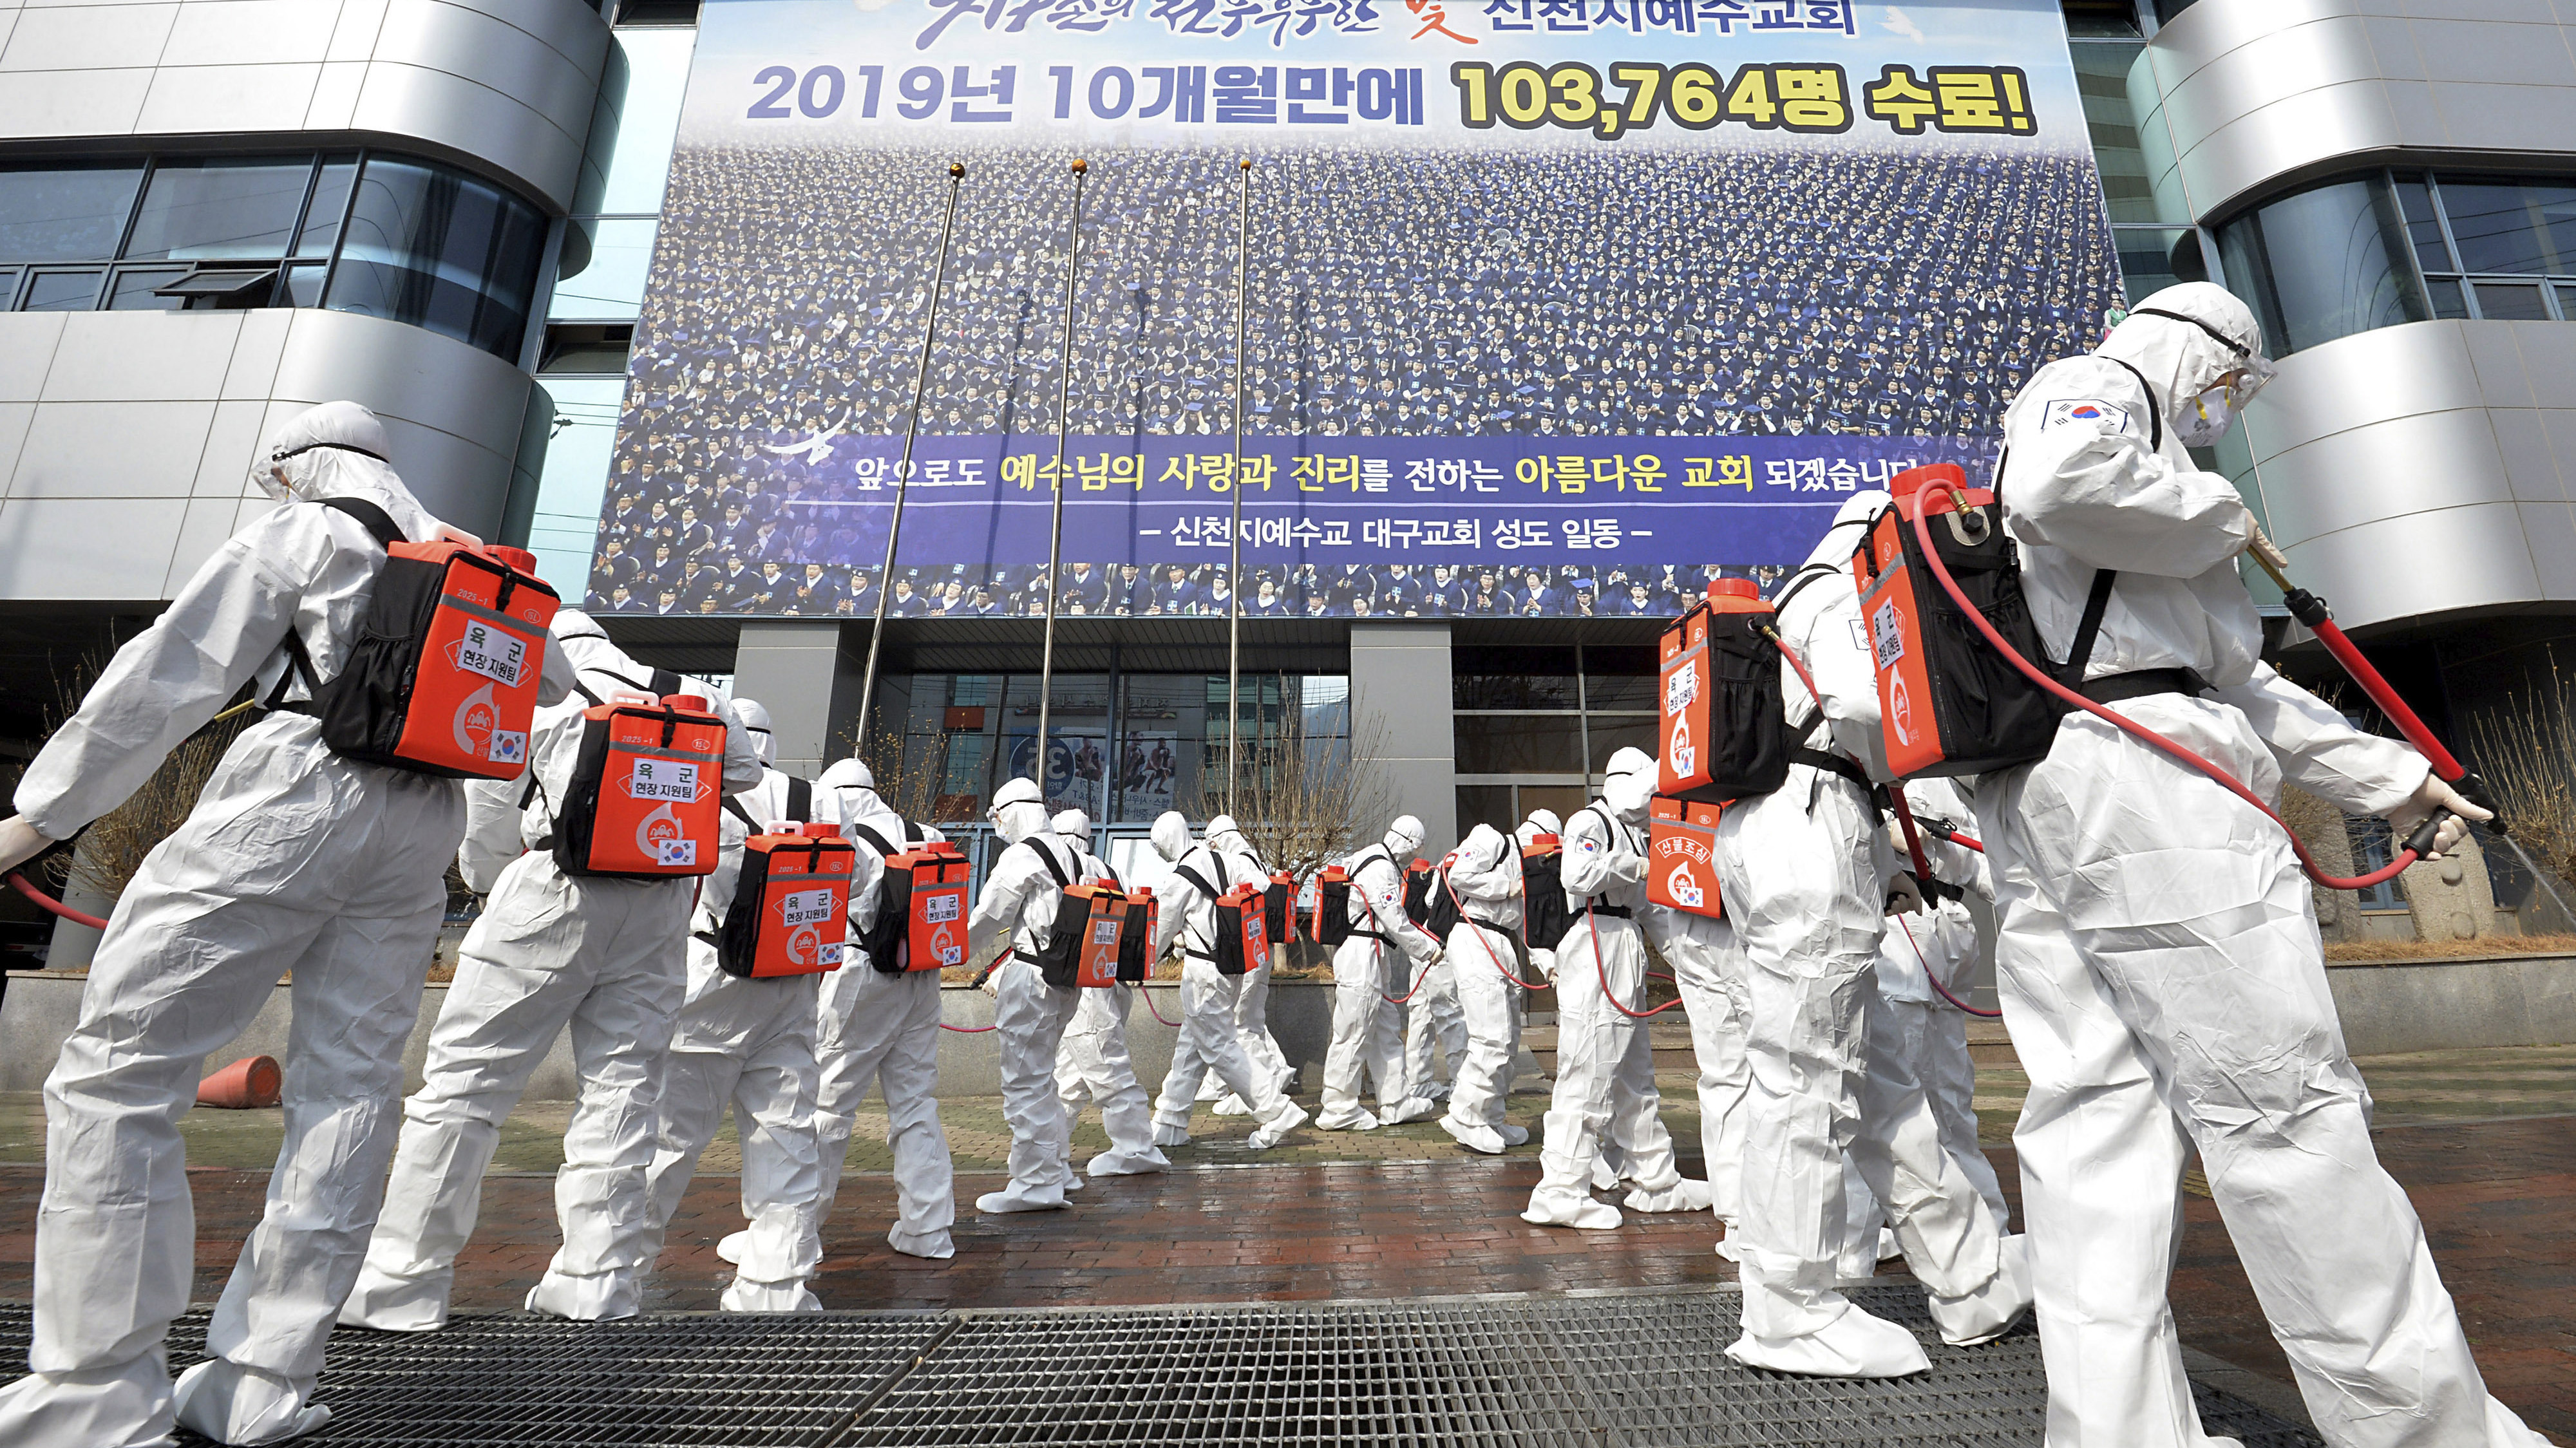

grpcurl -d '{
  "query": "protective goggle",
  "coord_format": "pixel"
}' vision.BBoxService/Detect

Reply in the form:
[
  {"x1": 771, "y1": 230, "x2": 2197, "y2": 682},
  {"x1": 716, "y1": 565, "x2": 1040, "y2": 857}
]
[{"x1": 2132, "y1": 306, "x2": 2278, "y2": 410}]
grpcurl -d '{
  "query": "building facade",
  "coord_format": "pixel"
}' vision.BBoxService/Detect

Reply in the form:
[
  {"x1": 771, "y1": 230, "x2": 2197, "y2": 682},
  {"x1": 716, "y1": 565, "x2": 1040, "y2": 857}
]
[{"x1": 3, "y1": 0, "x2": 2571, "y2": 908}]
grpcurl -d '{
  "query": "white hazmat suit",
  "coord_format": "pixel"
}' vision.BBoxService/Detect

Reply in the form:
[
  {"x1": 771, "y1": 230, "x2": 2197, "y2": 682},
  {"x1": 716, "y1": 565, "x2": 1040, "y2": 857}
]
[
  {"x1": 1438, "y1": 823, "x2": 1534, "y2": 1154},
  {"x1": 1049, "y1": 809, "x2": 1171, "y2": 1180},
  {"x1": 1879, "y1": 778, "x2": 2009, "y2": 1237},
  {"x1": 1520, "y1": 751, "x2": 1707, "y2": 1230},
  {"x1": 1712, "y1": 495, "x2": 2027, "y2": 1379},
  {"x1": 1147, "y1": 813, "x2": 1310, "y2": 1150},
  {"x1": 1986, "y1": 282, "x2": 2530, "y2": 1447},
  {"x1": 634, "y1": 702, "x2": 830, "y2": 1313},
  {"x1": 343, "y1": 617, "x2": 760, "y2": 1330},
  {"x1": 1639, "y1": 900, "x2": 1753, "y2": 1244},
  {"x1": 0, "y1": 403, "x2": 535, "y2": 1448},
  {"x1": 808, "y1": 760, "x2": 956, "y2": 1258},
  {"x1": 969, "y1": 778, "x2": 1098, "y2": 1214},
  {"x1": 1314, "y1": 818, "x2": 1444, "y2": 1131}
]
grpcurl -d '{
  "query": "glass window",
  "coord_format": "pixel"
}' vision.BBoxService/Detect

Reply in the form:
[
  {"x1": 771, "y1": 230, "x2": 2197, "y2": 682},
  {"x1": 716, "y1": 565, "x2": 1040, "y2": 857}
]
[
  {"x1": 2394, "y1": 176, "x2": 2452, "y2": 274},
  {"x1": 0, "y1": 269, "x2": 17, "y2": 307},
  {"x1": 2425, "y1": 277, "x2": 2469, "y2": 320},
  {"x1": 2560, "y1": 284, "x2": 2576, "y2": 321},
  {"x1": 2114, "y1": 227, "x2": 2209, "y2": 304},
  {"x1": 106, "y1": 267, "x2": 190, "y2": 310},
  {"x1": 22, "y1": 268, "x2": 103, "y2": 312},
  {"x1": 1457, "y1": 715, "x2": 1584, "y2": 774},
  {"x1": 281, "y1": 261, "x2": 328, "y2": 306},
  {"x1": 122, "y1": 157, "x2": 312, "y2": 260},
  {"x1": 550, "y1": 218, "x2": 658, "y2": 321},
  {"x1": 2438, "y1": 180, "x2": 2576, "y2": 277},
  {"x1": 0, "y1": 165, "x2": 144, "y2": 260},
  {"x1": 1457, "y1": 785, "x2": 1514, "y2": 832},
  {"x1": 298, "y1": 156, "x2": 358, "y2": 258},
  {"x1": 2217, "y1": 175, "x2": 2427, "y2": 355},
  {"x1": 2474, "y1": 281, "x2": 2551, "y2": 322},
  {"x1": 1586, "y1": 719, "x2": 1657, "y2": 773},
  {"x1": 2072, "y1": 41, "x2": 2162, "y2": 223},
  {"x1": 328, "y1": 158, "x2": 547, "y2": 359}
]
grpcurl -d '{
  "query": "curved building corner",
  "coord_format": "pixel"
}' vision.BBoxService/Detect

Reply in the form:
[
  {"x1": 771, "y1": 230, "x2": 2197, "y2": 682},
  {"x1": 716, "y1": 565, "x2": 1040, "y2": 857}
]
[{"x1": 2130, "y1": 0, "x2": 2576, "y2": 737}]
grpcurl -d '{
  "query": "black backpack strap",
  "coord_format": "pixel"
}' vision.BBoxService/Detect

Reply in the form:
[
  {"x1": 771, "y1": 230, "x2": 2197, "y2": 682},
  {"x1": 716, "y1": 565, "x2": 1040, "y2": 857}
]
[
  {"x1": 724, "y1": 796, "x2": 760, "y2": 832},
  {"x1": 905, "y1": 821, "x2": 923, "y2": 844},
  {"x1": 2065, "y1": 569, "x2": 2119, "y2": 681},
  {"x1": 2100, "y1": 357, "x2": 2165, "y2": 452},
  {"x1": 1171, "y1": 863, "x2": 1217, "y2": 900},
  {"x1": 264, "y1": 625, "x2": 321, "y2": 712},
  {"x1": 317, "y1": 496, "x2": 407, "y2": 547},
  {"x1": 786, "y1": 776, "x2": 811, "y2": 822},
  {"x1": 846, "y1": 822, "x2": 896, "y2": 858},
  {"x1": 1770, "y1": 561, "x2": 1840, "y2": 616},
  {"x1": 1025, "y1": 837, "x2": 1073, "y2": 890}
]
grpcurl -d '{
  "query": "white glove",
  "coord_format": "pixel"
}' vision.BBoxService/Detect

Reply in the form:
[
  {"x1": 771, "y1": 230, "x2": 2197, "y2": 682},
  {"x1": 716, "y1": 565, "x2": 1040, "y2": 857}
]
[
  {"x1": 1531, "y1": 948, "x2": 1557, "y2": 984},
  {"x1": 1884, "y1": 872, "x2": 1926, "y2": 917},
  {"x1": 2385, "y1": 775, "x2": 2493, "y2": 859},
  {"x1": 0, "y1": 816, "x2": 56, "y2": 876}
]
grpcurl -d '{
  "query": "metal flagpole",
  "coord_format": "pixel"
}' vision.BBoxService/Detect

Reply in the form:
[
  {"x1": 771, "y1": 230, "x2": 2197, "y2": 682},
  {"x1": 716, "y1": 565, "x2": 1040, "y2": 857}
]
[
  {"x1": 853, "y1": 161, "x2": 965, "y2": 755},
  {"x1": 1034, "y1": 158, "x2": 1086, "y2": 785},
  {"x1": 1226, "y1": 158, "x2": 1251, "y2": 816}
]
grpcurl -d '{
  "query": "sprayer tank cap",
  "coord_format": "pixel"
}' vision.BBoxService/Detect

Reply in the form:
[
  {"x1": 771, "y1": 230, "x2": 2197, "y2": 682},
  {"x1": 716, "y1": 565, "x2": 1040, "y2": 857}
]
[{"x1": 1709, "y1": 578, "x2": 1759, "y2": 601}]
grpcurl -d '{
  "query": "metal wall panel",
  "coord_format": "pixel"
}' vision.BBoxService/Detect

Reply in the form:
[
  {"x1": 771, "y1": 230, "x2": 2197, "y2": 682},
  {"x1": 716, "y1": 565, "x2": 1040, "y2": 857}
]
[
  {"x1": 2243, "y1": 320, "x2": 2576, "y2": 631},
  {"x1": 0, "y1": 308, "x2": 529, "y2": 603},
  {"x1": 2141, "y1": 1, "x2": 2576, "y2": 219},
  {"x1": 1349, "y1": 622, "x2": 1459, "y2": 855},
  {"x1": 0, "y1": 0, "x2": 610, "y2": 212}
]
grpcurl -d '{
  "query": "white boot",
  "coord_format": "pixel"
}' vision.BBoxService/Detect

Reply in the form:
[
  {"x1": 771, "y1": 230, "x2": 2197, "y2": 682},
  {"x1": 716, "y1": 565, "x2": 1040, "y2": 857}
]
[
  {"x1": 1440, "y1": 1114, "x2": 1507, "y2": 1154},
  {"x1": 1247, "y1": 1101, "x2": 1309, "y2": 1149},
  {"x1": 1725, "y1": 1301, "x2": 1930, "y2": 1378},
  {"x1": 171, "y1": 1360, "x2": 330, "y2": 1446}
]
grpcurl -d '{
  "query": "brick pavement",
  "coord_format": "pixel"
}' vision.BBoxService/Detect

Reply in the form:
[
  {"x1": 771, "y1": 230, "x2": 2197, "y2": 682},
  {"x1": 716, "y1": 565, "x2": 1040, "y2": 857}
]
[{"x1": 2, "y1": 1060, "x2": 2569, "y2": 1440}]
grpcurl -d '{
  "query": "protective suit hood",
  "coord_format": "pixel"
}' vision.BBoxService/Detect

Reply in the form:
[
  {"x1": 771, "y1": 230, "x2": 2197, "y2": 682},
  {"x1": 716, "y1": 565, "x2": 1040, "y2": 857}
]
[
  {"x1": 1524, "y1": 808, "x2": 1562, "y2": 836},
  {"x1": 1053, "y1": 808, "x2": 1091, "y2": 840},
  {"x1": 990, "y1": 776, "x2": 1047, "y2": 844},
  {"x1": 1601, "y1": 746, "x2": 1655, "y2": 822},
  {"x1": 1151, "y1": 810, "x2": 1193, "y2": 861},
  {"x1": 2097, "y1": 282, "x2": 2273, "y2": 447},
  {"x1": 734, "y1": 698, "x2": 775, "y2": 766},
  {"x1": 548, "y1": 610, "x2": 653, "y2": 699},
  {"x1": 818, "y1": 758, "x2": 874, "y2": 791},
  {"x1": 1795, "y1": 491, "x2": 1893, "y2": 573},
  {"x1": 1384, "y1": 814, "x2": 1426, "y2": 857},
  {"x1": 252, "y1": 401, "x2": 440, "y2": 543},
  {"x1": 1206, "y1": 813, "x2": 1248, "y2": 854}
]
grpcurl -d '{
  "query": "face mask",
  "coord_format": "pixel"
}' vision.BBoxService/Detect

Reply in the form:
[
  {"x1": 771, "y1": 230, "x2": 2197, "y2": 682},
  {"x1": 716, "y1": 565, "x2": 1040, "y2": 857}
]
[
  {"x1": 2175, "y1": 388, "x2": 2235, "y2": 449},
  {"x1": 992, "y1": 802, "x2": 1046, "y2": 844}
]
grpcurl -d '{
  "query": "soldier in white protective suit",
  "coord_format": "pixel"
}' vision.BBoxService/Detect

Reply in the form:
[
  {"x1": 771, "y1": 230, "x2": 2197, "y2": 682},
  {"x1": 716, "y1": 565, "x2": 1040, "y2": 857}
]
[
  {"x1": 968, "y1": 777, "x2": 1103, "y2": 1214},
  {"x1": 1882, "y1": 777, "x2": 2009, "y2": 1238},
  {"x1": 1204, "y1": 827, "x2": 1295, "y2": 1117},
  {"x1": 1146, "y1": 812, "x2": 1311, "y2": 1150},
  {"x1": 1708, "y1": 493, "x2": 2029, "y2": 1379},
  {"x1": 1049, "y1": 809, "x2": 1171, "y2": 1180},
  {"x1": 807, "y1": 760, "x2": 956, "y2": 1258},
  {"x1": 1520, "y1": 749, "x2": 1710, "y2": 1230},
  {"x1": 1437, "y1": 823, "x2": 1536, "y2": 1154},
  {"x1": 627, "y1": 699, "x2": 829, "y2": 1312},
  {"x1": 344, "y1": 615, "x2": 761, "y2": 1333},
  {"x1": 1313, "y1": 816, "x2": 1445, "y2": 1132},
  {"x1": 1986, "y1": 283, "x2": 2529, "y2": 1447},
  {"x1": 0, "y1": 402, "x2": 562, "y2": 1448},
  {"x1": 1638, "y1": 898, "x2": 1754, "y2": 1257}
]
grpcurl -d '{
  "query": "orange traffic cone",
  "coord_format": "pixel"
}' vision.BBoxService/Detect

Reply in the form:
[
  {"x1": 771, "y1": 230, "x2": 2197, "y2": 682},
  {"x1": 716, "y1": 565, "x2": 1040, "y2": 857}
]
[{"x1": 198, "y1": 1055, "x2": 283, "y2": 1109}]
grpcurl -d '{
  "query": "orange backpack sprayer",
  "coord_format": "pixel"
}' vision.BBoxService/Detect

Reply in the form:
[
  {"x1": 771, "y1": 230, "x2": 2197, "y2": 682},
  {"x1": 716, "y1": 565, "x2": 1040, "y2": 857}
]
[
  {"x1": 719, "y1": 822, "x2": 857, "y2": 978},
  {"x1": 554, "y1": 693, "x2": 727, "y2": 879},
  {"x1": 873, "y1": 837, "x2": 971, "y2": 974},
  {"x1": 279, "y1": 497, "x2": 560, "y2": 778},
  {"x1": 1645, "y1": 796, "x2": 1723, "y2": 919},
  {"x1": 1659, "y1": 578, "x2": 1791, "y2": 802},
  {"x1": 1867, "y1": 462, "x2": 2490, "y2": 890}
]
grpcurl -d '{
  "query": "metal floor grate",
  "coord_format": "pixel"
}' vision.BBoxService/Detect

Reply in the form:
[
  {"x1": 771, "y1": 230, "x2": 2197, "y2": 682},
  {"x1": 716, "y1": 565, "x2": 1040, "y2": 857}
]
[{"x1": 0, "y1": 1290, "x2": 2320, "y2": 1447}]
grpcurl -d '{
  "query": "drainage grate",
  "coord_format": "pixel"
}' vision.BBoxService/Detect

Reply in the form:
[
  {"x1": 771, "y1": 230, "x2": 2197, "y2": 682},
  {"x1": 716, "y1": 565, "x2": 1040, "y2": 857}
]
[
  {"x1": 0, "y1": 1292, "x2": 2320, "y2": 1447},
  {"x1": 0, "y1": 1302, "x2": 947, "y2": 1447},
  {"x1": 844, "y1": 1288, "x2": 2323, "y2": 1448}
]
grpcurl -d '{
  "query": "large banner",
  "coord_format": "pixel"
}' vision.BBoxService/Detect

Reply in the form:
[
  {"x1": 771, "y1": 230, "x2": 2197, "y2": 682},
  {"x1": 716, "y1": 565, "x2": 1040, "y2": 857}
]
[{"x1": 589, "y1": 0, "x2": 2121, "y2": 620}]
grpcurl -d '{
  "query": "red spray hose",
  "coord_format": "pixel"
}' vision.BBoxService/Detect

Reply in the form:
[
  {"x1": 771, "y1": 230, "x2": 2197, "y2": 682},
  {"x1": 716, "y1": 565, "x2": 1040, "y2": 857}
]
[
  {"x1": 8, "y1": 872, "x2": 108, "y2": 932},
  {"x1": 1898, "y1": 915, "x2": 2002, "y2": 1019},
  {"x1": 1464, "y1": 912, "x2": 1552, "y2": 991},
  {"x1": 1140, "y1": 979, "x2": 1181, "y2": 1028},
  {"x1": 1909, "y1": 499, "x2": 2420, "y2": 893},
  {"x1": 1764, "y1": 626, "x2": 1949, "y2": 903},
  {"x1": 942, "y1": 949, "x2": 1005, "y2": 1033}
]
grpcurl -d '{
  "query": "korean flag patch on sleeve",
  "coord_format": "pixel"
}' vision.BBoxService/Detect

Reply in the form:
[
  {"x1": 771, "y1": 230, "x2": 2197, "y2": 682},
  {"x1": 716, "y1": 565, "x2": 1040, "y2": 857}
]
[{"x1": 2043, "y1": 400, "x2": 2132, "y2": 435}]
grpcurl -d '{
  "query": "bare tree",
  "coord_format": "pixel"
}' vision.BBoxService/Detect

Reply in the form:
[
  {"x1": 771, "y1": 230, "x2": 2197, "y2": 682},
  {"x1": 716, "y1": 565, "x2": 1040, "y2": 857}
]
[
  {"x1": 23, "y1": 655, "x2": 252, "y2": 905},
  {"x1": 1184, "y1": 673, "x2": 1394, "y2": 883},
  {"x1": 2468, "y1": 660, "x2": 2576, "y2": 902}
]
